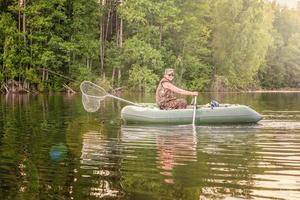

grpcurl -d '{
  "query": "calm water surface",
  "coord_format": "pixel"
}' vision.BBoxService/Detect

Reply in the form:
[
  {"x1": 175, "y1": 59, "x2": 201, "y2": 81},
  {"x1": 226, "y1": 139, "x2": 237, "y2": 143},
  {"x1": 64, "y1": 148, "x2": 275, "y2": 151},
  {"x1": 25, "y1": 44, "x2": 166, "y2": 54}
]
[{"x1": 0, "y1": 92, "x2": 300, "y2": 200}]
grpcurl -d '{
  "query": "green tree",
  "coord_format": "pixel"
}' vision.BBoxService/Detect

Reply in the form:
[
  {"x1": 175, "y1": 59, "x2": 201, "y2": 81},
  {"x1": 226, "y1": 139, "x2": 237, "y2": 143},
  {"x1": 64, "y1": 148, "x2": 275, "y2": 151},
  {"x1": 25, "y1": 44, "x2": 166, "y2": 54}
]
[
  {"x1": 128, "y1": 65, "x2": 159, "y2": 92},
  {"x1": 0, "y1": 13, "x2": 19, "y2": 80},
  {"x1": 117, "y1": 0, "x2": 179, "y2": 88},
  {"x1": 280, "y1": 33, "x2": 300, "y2": 87},
  {"x1": 259, "y1": 29, "x2": 286, "y2": 88},
  {"x1": 1, "y1": 0, "x2": 300, "y2": 93},
  {"x1": 21, "y1": 0, "x2": 73, "y2": 90},
  {"x1": 259, "y1": 5, "x2": 300, "y2": 88},
  {"x1": 70, "y1": 0, "x2": 99, "y2": 70},
  {"x1": 212, "y1": 0, "x2": 274, "y2": 90},
  {"x1": 172, "y1": 0, "x2": 212, "y2": 90}
]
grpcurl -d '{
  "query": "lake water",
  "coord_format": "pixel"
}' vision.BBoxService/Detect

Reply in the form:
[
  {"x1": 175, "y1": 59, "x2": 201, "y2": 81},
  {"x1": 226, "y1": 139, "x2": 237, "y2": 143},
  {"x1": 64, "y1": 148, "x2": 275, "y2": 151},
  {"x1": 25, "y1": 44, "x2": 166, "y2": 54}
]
[{"x1": 0, "y1": 92, "x2": 300, "y2": 200}]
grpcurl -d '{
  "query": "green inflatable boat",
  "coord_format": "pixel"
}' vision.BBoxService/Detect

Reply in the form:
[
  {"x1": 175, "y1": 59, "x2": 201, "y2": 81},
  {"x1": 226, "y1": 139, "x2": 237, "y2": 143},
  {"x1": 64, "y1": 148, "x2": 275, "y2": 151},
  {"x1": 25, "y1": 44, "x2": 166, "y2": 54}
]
[{"x1": 121, "y1": 104, "x2": 263, "y2": 125}]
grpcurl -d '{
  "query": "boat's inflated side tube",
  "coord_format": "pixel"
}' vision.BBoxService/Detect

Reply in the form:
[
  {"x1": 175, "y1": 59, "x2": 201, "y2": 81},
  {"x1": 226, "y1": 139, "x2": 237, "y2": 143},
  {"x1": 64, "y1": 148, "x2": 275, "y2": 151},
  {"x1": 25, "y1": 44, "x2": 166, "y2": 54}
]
[{"x1": 121, "y1": 104, "x2": 263, "y2": 125}]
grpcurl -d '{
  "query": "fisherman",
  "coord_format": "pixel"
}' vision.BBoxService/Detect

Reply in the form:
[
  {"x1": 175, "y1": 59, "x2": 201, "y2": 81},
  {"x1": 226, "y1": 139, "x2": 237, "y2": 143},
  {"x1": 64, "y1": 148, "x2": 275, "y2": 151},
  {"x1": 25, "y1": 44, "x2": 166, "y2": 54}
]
[{"x1": 155, "y1": 68, "x2": 198, "y2": 110}]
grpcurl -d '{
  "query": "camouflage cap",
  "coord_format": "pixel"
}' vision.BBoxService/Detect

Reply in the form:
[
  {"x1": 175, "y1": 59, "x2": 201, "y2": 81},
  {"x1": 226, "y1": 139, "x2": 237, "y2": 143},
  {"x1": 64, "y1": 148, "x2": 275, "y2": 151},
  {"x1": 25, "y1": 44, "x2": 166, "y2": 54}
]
[{"x1": 164, "y1": 68, "x2": 174, "y2": 75}]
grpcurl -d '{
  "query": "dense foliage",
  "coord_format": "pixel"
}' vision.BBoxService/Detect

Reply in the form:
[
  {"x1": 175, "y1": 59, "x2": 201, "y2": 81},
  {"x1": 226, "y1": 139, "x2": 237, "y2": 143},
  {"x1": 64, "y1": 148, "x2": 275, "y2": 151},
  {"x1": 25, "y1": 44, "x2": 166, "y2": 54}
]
[{"x1": 0, "y1": 0, "x2": 300, "y2": 92}]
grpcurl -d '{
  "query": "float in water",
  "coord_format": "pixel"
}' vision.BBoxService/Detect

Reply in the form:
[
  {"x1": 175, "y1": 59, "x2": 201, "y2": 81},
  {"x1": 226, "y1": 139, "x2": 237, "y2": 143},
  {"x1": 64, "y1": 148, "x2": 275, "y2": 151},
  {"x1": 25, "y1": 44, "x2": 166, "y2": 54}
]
[{"x1": 121, "y1": 104, "x2": 263, "y2": 125}]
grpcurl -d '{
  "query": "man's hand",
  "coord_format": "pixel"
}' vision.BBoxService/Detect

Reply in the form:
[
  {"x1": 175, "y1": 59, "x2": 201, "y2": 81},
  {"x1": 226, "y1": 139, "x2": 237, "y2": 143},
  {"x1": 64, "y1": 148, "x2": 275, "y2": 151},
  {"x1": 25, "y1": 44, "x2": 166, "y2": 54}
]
[{"x1": 191, "y1": 91, "x2": 198, "y2": 96}]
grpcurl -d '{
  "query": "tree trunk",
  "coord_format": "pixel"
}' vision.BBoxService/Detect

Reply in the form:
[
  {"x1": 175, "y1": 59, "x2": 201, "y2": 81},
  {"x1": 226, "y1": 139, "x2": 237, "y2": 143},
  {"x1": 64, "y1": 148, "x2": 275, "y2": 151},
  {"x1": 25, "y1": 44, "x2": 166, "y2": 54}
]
[
  {"x1": 3, "y1": 84, "x2": 9, "y2": 93},
  {"x1": 112, "y1": 68, "x2": 115, "y2": 87},
  {"x1": 72, "y1": 51, "x2": 75, "y2": 66},
  {"x1": 63, "y1": 83, "x2": 76, "y2": 94},
  {"x1": 99, "y1": 0, "x2": 105, "y2": 74},
  {"x1": 115, "y1": 9, "x2": 119, "y2": 47},
  {"x1": 159, "y1": 25, "x2": 163, "y2": 46},
  {"x1": 42, "y1": 67, "x2": 45, "y2": 82},
  {"x1": 110, "y1": 4, "x2": 113, "y2": 37},
  {"x1": 139, "y1": 81, "x2": 142, "y2": 92},
  {"x1": 12, "y1": 82, "x2": 16, "y2": 93},
  {"x1": 23, "y1": 79, "x2": 28, "y2": 91},
  {"x1": 30, "y1": 29, "x2": 33, "y2": 67},
  {"x1": 117, "y1": 0, "x2": 123, "y2": 87},
  {"x1": 179, "y1": 43, "x2": 186, "y2": 83},
  {"x1": 18, "y1": 74, "x2": 21, "y2": 91},
  {"x1": 18, "y1": 2, "x2": 21, "y2": 31},
  {"x1": 100, "y1": 25, "x2": 105, "y2": 73},
  {"x1": 105, "y1": 2, "x2": 111, "y2": 42},
  {"x1": 22, "y1": 0, "x2": 26, "y2": 44},
  {"x1": 119, "y1": 16, "x2": 123, "y2": 47},
  {"x1": 46, "y1": 70, "x2": 49, "y2": 81},
  {"x1": 118, "y1": 69, "x2": 121, "y2": 87}
]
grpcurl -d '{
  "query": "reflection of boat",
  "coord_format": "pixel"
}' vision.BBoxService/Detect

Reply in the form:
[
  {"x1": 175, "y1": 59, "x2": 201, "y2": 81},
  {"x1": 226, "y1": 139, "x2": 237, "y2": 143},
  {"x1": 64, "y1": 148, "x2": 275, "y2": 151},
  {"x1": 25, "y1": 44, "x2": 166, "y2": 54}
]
[
  {"x1": 121, "y1": 125, "x2": 198, "y2": 184},
  {"x1": 121, "y1": 104, "x2": 262, "y2": 125}
]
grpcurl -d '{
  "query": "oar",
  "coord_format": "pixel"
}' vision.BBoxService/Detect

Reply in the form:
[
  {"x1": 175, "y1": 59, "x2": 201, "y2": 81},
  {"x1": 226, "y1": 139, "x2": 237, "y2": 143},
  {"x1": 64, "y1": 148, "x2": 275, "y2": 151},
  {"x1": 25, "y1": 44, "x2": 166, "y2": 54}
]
[{"x1": 192, "y1": 96, "x2": 197, "y2": 126}]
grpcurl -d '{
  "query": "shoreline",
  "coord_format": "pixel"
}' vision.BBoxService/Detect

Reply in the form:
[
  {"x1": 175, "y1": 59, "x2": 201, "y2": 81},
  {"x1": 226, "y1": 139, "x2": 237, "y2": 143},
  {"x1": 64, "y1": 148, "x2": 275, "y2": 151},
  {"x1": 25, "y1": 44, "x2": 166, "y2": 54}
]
[
  {"x1": 1, "y1": 88, "x2": 300, "y2": 95},
  {"x1": 243, "y1": 90, "x2": 300, "y2": 93}
]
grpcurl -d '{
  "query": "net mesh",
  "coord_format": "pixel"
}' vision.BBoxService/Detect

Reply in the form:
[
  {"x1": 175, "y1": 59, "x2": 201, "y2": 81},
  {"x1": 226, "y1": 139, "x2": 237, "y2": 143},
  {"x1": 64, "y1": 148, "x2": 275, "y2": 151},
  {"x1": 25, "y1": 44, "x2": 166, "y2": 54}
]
[{"x1": 80, "y1": 81, "x2": 107, "y2": 112}]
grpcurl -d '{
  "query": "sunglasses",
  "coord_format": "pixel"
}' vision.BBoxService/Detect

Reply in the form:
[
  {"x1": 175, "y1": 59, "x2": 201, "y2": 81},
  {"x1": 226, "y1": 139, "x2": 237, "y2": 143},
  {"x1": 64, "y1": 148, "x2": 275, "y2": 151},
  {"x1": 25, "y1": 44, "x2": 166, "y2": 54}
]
[{"x1": 167, "y1": 73, "x2": 174, "y2": 77}]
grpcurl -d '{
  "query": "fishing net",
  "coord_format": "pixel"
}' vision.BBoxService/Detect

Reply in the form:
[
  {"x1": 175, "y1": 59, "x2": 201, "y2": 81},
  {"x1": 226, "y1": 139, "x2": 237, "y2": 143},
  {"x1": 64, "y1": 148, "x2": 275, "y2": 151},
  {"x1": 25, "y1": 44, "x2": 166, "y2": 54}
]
[
  {"x1": 80, "y1": 81, "x2": 141, "y2": 112},
  {"x1": 80, "y1": 81, "x2": 107, "y2": 112}
]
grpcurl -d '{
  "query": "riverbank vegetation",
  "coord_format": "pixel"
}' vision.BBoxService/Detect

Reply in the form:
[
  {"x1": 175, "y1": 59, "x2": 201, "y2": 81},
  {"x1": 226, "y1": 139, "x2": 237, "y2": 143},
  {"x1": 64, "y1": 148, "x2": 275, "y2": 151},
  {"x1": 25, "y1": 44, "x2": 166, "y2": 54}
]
[{"x1": 0, "y1": 0, "x2": 300, "y2": 93}]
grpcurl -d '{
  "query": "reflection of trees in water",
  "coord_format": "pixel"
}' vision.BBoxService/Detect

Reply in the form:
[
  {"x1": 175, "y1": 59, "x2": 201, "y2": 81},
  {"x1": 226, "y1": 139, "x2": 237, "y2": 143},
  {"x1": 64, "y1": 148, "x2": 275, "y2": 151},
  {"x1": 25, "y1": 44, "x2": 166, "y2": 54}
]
[
  {"x1": 0, "y1": 94, "x2": 74, "y2": 199},
  {"x1": 0, "y1": 95, "x2": 37, "y2": 199},
  {"x1": 0, "y1": 94, "x2": 126, "y2": 199},
  {"x1": 120, "y1": 125, "x2": 263, "y2": 200},
  {"x1": 196, "y1": 127, "x2": 262, "y2": 199},
  {"x1": 66, "y1": 115, "x2": 124, "y2": 199},
  {"x1": 2, "y1": 93, "x2": 294, "y2": 199}
]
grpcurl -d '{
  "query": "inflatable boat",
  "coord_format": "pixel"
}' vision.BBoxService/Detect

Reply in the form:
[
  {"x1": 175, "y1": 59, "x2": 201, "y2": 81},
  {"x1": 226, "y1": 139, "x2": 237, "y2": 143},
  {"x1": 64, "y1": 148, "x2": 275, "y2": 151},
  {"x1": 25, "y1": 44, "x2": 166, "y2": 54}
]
[{"x1": 121, "y1": 104, "x2": 262, "y2": 125}]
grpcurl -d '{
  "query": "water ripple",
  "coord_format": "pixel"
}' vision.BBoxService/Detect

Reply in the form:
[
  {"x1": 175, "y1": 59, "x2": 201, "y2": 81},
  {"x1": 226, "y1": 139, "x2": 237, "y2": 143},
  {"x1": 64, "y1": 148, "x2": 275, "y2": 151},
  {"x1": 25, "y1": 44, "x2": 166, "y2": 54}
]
[{"x1": 1, "y1": 95, "x2": 300, "y2": 200}]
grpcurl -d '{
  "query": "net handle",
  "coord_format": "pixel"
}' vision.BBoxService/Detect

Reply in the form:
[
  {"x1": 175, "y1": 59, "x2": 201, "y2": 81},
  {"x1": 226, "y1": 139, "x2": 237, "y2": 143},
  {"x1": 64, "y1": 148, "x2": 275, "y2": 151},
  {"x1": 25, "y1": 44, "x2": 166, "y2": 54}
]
[
  {"x1": 107, "y1": 94, "x2": 141, "y2": 106},
  {"x1": 81, "y1": 81, "x2": 142, "y2": 107}
]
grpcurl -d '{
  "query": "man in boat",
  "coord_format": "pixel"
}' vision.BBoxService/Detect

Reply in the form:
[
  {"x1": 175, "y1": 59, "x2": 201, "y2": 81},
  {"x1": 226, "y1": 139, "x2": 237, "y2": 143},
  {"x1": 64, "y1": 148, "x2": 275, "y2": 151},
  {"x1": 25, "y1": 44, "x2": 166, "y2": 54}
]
[{"x1": 156, "y1": 68, "x2": 198, "y2": 110}]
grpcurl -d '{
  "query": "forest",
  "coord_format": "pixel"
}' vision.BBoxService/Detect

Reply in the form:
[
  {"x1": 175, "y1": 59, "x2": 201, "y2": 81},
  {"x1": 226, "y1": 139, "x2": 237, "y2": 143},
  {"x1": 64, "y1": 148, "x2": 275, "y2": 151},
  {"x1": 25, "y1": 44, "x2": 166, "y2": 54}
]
[{"x1": 0, "y1": 0, "x2": 300, "y2": 93}]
